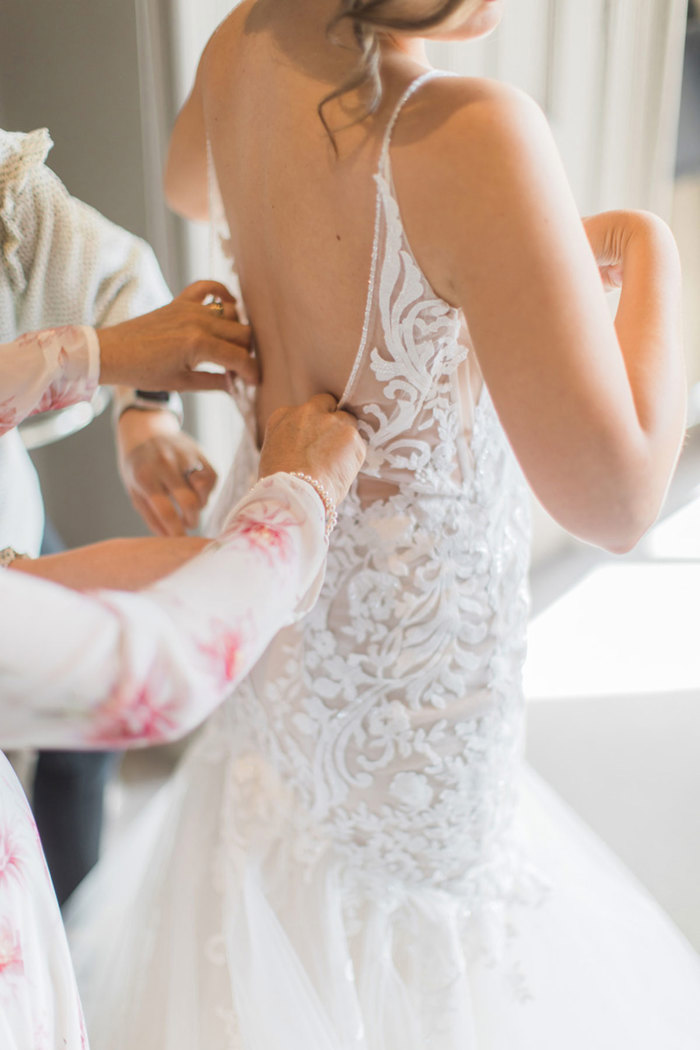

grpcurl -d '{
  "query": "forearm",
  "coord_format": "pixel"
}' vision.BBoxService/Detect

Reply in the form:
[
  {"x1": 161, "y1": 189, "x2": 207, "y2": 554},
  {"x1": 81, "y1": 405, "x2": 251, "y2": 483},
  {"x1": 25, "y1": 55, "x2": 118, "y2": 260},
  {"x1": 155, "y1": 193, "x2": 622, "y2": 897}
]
[
  {"x1": 616, "y1": 214, "x2": 686, "y2": 434},
  {"x1": 11, "y1": 536, "x2": 209, "y2": 591},
  {"x1": 164, "y1": 89, "x2": 209, "y2": 222},
  {"x1": 164, "y1": 37, "x2": 210, "y2": 222},
  {"x1": 0, "y1": 475, "x2": 326, "y2": 750},
  {"x1": 615, "y1": 213, "x2": 687, "y2": 513}
]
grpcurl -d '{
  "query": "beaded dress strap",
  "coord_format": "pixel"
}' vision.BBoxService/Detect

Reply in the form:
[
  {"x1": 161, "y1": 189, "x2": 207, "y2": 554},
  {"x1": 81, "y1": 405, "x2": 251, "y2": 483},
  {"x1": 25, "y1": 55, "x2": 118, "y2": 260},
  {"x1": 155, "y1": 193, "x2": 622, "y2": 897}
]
[
  {"x1": 377, "y1": 69, "x2": 455, "y2": 174},
  {"x1": 338, "y1": 69, "x2": 455, "y2": 409}
]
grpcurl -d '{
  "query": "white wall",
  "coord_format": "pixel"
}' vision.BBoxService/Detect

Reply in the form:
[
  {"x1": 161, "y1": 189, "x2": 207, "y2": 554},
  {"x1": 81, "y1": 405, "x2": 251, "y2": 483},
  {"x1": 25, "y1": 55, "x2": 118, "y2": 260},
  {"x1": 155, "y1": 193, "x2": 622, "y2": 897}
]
[{"x1": 160, "y1": 0, "x2": 686, "y2": 273}]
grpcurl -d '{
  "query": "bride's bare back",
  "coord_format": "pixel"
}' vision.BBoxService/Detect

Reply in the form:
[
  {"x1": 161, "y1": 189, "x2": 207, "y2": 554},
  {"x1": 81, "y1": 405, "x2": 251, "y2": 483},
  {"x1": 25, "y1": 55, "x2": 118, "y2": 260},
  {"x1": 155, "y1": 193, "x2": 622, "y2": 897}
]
[
  {"x1": 166, "y1": 0, "x2": 685, "y2": 553},
  {"x1": 170, "y1": 1, "x2": 427, "y2": 430}
]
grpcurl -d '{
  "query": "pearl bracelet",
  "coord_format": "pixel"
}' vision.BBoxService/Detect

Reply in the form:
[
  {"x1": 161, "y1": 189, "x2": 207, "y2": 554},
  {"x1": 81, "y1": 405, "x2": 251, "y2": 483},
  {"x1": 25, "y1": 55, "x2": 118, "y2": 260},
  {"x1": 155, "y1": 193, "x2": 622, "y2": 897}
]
[
  {"x1": 0, "y1": 547, "x2": 30, "y2": 569},
  {"x1": 289, "y1": 473, "x2": 338, "y2": 539}
]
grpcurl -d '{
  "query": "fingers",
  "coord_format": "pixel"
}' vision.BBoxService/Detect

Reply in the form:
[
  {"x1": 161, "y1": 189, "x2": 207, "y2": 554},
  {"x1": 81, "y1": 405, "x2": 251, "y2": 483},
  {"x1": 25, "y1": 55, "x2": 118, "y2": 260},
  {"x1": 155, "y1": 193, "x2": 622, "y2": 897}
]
[
  {"x1": 266, "y1": 393, "x2": 339, "y2": 429},
  {"x1": 131, "y1": 492, "x2": 170, "y2": 538},
  {"x1": 168, "y1": 484, "x2": 204, "y2": 531},
  {"x1": 209, "y1": 318, "x2": 252, "y2": 349},
  {"x1": 257, "y1": 390, "x2": 365, "y2": 505},
  {"x1": 155, "y1": 453, "x2": 216, "y2": 532},
  {"x1": 334, "y1": 408, "x2": 359, "y2": 429},
  {"x1": 132, "y1": 486, "x2": 186, "y2": 537},
  {"x1": 182, "y1": 362, "x2": 254, "y2": 392},
  {"x1": 179, "y1": 371, "x2": 231, "y2": 393},
  {"x1": 178, "y1": 280, "x2": 237, "y2": 306},
  {"x1": 148, "y1": 491, "x2": 189, "y2": 537},
  {"x1": 214, "y1": 300, "x2": 240, "y2": 323},
  {"x1": 600, "y1": 264, "x2": 623, "y2": 291},
  {"x1": 264, "y1": 404, "x2": 290, "y2": 433},
  {"x1": 187, "y1": 317, "x2": 258, "y2": 385},
  {"x1": 184, "y1": 460, "x2": 217, "y2": 505},
  {"x1": 308, "y1": 393, "x2": 339, "y2": 414},
  {"x1": 122, "y1": 435, "x2": 217, "y2": 536},
  {"x1": 198, "y1": 338, "x2": 260, "y2": 385}
]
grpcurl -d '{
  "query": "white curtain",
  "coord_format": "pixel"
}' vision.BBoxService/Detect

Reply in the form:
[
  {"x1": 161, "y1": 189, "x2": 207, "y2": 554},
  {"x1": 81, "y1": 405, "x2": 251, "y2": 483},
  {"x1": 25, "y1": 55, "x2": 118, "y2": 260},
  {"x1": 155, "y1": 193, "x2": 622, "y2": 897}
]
[
  {"x1": 149, "y1": 0, "x2": 687, "y2": 282},
  {"x1": 139, "y1": 0, "x2": 688, "y2": 543}
]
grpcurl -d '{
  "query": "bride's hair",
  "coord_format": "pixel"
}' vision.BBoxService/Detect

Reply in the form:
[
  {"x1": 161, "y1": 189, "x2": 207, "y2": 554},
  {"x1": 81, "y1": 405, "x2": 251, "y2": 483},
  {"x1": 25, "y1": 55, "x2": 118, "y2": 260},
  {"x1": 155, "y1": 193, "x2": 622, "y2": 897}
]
[{"x1": 320, "y1": 0, "x2": 480, "y2": 141}]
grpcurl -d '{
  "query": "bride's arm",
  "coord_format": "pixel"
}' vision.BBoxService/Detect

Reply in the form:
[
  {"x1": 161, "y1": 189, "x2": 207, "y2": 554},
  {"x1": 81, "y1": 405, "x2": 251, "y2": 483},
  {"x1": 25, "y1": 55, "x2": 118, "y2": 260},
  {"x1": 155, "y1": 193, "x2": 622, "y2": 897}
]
[
  {"x1": 396, "y1": 79, "x2": 685, "y2": 553},
  {"x1": 164, "y1": 42, "x2": 210, "y2": 222}
]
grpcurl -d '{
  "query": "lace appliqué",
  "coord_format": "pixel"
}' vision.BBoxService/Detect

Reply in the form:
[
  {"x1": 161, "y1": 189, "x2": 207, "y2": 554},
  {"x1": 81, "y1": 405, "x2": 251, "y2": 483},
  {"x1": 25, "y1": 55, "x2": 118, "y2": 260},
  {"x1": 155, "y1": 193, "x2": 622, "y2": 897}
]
[{"x1": 203, "y1": 70, "x2": 546, "y2": 1019}]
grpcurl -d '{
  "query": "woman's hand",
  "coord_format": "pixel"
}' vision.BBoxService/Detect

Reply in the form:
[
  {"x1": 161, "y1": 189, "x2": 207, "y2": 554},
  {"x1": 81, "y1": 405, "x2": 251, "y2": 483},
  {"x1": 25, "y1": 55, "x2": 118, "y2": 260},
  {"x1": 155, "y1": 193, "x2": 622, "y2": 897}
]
[
  {"x1": 117, "y1": 409, "x2": 217, "y2": 536},
  {"x1": 98, "y1": 280, "x2": 259, "y2": 391},
  {"x1": 582, "y1": 210, "x2": 660, "y2": 293},
  {"x1": 259, "y1": 394, "x2": 366, "y2": 505}
]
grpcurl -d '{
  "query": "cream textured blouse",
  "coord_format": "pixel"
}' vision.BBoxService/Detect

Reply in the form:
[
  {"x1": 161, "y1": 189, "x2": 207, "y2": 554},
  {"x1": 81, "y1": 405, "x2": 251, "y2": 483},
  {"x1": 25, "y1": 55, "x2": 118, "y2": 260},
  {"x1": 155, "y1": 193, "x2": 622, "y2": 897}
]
[{"x1": 0, "y1": 127, "x2": 171, "y2": 554}]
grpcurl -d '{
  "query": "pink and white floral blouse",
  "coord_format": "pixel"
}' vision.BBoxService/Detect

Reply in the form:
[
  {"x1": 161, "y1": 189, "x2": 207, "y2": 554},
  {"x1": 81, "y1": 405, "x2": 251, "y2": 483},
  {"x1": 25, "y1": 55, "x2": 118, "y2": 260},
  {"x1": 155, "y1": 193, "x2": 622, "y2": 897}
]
[
  {"x1": 0, "y1": 327, "x2": 327, "y2": 1048},
  {"x1": 0, "y1": 323, "x2": 327, "y2": 747},
  {"x1": 0, "y1": 324, "x2": 99, "y2": 436},
  {"x1": 1, "y1": 473, "x2": 326, "y2": 750}
]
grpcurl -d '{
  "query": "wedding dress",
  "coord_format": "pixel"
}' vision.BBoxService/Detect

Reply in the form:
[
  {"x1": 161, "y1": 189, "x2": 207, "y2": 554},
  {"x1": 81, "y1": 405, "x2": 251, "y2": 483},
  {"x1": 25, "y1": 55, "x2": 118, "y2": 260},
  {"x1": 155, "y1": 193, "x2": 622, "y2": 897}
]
[{"x1": 69, "y1": 72, "x2": 700, "y2": 1049}]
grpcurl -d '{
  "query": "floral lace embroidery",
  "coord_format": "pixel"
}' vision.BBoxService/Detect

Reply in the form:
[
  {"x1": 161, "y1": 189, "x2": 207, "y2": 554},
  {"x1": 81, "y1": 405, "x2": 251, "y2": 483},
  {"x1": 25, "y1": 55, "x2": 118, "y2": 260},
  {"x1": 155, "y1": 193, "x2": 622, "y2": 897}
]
[{"x1": 203, "y1": 72, "x2": 547, "y2": 1026}]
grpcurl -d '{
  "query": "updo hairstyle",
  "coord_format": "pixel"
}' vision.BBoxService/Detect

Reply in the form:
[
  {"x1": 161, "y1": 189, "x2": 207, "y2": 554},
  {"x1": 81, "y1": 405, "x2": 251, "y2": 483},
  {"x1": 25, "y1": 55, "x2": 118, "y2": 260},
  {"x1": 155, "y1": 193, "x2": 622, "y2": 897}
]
[{"x1": 320, "y1": 0, "x2": 482, "y2": 141}]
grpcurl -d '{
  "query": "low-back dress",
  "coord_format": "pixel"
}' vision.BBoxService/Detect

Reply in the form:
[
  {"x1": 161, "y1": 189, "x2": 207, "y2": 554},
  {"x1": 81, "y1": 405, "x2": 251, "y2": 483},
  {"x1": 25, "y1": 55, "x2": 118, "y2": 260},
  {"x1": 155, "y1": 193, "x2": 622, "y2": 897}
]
[{"x1": 69, "y1": 71, "x2": 700, "y2": 1050}]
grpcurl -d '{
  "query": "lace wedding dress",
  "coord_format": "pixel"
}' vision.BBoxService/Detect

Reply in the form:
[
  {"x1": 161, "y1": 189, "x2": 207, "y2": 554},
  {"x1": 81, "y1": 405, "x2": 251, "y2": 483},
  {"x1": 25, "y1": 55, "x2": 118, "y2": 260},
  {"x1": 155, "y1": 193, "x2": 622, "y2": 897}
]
[{"x1": 69, "y1": 72, "x2": 700, "y2": 1049}]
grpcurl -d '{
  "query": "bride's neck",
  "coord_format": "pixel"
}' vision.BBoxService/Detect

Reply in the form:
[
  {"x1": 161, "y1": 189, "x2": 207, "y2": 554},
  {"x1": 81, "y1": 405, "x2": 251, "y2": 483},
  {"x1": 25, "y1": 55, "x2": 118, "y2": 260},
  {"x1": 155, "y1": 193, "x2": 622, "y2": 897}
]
[{"x1": 254, "y1": 0, "x2": 429, "y2": 79}]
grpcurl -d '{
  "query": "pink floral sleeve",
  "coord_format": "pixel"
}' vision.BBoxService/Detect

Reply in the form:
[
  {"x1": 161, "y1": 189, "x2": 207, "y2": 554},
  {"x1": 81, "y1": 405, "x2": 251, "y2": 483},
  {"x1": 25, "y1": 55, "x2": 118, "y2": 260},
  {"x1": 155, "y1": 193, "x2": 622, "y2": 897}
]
[
  {"x1": 0, "y1": 474, "x2": 326, "y2": 750},
  {"x1": 0, "y1": 325, "x2": 99, "y2": 436}
]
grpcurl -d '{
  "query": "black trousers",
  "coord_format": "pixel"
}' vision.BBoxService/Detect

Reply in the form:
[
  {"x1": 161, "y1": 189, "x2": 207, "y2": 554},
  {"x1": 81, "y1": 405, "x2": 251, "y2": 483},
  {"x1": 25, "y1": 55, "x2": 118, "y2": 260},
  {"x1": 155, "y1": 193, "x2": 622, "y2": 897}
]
[
  {"x1": 32, "y1": 520, "x2": 117, "y2": 906},
  {"x1": 32, "y1": 748, "x2": 118, "y2": 905}
]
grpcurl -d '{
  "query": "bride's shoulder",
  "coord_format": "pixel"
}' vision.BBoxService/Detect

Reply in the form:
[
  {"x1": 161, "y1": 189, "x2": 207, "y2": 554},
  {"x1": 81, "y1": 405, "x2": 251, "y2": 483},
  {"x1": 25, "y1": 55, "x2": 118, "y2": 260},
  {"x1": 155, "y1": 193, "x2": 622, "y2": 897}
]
[
  {"x1": 198, "y1": 1, "x2": 253, "y2": 78},
  {"x1": 392, "y1": 73, "x2": 558, "y2": 212},
  {"x1": 388, "y1": 73, "x2": 562, "y2": 305},
  {"x1": 402, "y1": 74, "x2": 549, "y2": 160}
]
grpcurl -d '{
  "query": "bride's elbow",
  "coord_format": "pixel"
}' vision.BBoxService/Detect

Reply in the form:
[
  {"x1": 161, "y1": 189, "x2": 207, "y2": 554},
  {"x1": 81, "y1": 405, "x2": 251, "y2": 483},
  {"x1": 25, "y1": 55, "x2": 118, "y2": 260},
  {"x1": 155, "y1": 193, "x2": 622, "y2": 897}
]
[
  {"x1": 541, "y1": 458, "x2": 665, "y2": 554},
  {"x1": 599, "y1": 517, "x2": 651, "y2": 555},
  {"x1": 573, "y1": 482, "x2": 663, "y2": 555}
]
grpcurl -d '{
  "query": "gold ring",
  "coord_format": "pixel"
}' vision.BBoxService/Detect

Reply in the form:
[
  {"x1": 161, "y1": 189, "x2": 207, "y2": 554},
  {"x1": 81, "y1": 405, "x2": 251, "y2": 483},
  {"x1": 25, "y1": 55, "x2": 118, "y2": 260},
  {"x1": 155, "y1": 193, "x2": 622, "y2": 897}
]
[{"x1": 206, "y1": 298, "x2": 224, "y2": 317}]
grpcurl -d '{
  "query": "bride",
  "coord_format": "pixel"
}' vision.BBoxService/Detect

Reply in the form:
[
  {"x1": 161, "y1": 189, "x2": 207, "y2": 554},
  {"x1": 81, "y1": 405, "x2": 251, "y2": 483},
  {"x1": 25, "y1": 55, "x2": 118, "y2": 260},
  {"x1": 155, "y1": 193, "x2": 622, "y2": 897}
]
[{"x1": 69, "y1": 1, "x2": 700, "y2": 1047}]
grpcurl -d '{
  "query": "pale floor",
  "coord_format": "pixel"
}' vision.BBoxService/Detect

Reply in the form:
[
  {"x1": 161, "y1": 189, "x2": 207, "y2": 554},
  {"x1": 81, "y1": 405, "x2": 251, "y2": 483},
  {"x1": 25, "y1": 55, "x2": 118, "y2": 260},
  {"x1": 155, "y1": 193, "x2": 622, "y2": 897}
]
[{"x1": 530, "y1": 424, "x2": 700, "y2": 615}]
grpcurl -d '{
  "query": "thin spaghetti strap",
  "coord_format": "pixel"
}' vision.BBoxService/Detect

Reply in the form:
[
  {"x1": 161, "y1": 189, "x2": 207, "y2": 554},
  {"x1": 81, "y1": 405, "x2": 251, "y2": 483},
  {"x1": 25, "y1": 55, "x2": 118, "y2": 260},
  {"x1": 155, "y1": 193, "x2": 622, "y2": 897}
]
[
  {"x1": 340, "y1": 69, "x2": 457, "y2": 408},
  {"x1": 378, "y1": 69, "x2": 454, "y2": 172}
]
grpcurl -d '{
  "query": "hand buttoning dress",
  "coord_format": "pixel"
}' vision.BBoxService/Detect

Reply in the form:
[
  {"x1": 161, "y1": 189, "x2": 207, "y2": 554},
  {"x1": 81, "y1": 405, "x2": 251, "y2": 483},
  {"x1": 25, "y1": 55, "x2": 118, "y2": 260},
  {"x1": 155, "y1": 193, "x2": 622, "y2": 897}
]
[{"x1": 68, "y1": 72, "x2": 700, "y2": 1050}]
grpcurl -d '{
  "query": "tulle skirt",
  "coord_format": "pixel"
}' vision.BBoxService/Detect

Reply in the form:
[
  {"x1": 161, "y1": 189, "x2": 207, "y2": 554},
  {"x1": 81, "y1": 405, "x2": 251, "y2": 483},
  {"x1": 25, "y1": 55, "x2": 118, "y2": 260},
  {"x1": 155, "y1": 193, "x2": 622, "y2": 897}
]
[{"x1": 67, "y1": 726, "x2": 700, "y2": 1050}]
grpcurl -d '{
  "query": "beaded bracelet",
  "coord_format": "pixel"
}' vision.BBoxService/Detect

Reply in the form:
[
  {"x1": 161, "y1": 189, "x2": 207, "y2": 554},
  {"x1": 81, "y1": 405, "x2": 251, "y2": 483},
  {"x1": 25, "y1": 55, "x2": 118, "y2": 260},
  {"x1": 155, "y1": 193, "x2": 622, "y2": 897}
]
[
  {"x1": 0, "y1": 547, "x2": 30, "y2": 569},
  {"x1": 289, "y1": 473, "x2": 338, "y2": 540}
]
